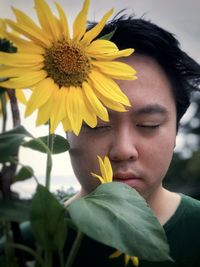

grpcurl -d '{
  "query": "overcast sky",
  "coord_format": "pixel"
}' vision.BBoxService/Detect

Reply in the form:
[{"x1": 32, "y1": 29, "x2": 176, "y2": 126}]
[{"x1": 1, "y1": 0, "x2": 200, "y2": 197}]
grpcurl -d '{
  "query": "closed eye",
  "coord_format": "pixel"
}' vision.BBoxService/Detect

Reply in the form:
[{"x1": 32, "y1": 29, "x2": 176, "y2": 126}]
[
  {"x1": 137, "y1": 124, "x2": 160, "y2": 129},
  {"x1": 82, "y1": 124, "x2": 111, "y2": 132}
]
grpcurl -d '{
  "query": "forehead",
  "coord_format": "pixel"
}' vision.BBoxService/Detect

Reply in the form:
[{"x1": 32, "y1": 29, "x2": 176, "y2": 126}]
[{"x1": 115, "y1": 54, "x2": 176, "y2": 115}]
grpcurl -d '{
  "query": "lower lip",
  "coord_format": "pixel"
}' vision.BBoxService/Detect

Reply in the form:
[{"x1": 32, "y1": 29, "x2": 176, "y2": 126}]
[{"x1": 113, "y1": 178, "x2": 142, "y2": 188}]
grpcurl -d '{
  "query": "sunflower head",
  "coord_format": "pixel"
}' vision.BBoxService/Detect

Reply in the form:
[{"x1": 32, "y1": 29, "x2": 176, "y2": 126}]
[
  {"x1": 44, "y1": 39, "x2": 91, "y2": 87},
  {"x1": 0, "y1": 0, "x2": 137, "y2": 135}
]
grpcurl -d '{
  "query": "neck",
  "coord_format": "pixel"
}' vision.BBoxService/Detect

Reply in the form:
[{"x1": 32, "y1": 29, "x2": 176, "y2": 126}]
[{"x1": 146, "y1": 186, "x2": 181, "y2": 225}]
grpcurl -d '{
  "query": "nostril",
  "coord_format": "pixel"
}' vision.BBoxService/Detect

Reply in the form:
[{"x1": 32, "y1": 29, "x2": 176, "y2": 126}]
[
  {"x1": 109, "y1": 127, "x2": 138, "y2": 161},
  {"x1": 109, "y1": 145, "x2": 138, "y2": 161}
]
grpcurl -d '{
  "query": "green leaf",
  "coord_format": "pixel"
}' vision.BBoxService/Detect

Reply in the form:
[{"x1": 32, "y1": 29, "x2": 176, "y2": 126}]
[
  {"x1": 0, "y1": 125, "x2": 32, "y2": 162},
  {"x1": 68, "y1": 182, "x2": 170, "y2": 261},
  {"x1": 0, "y1": 199, "x2": 30, "y2": 222},
  {"x1": 99, "y1": 28, "x2": 116, "y2": 40},
  {"x1": 31, "y1": 184, "x2": 67, "y2": 251},
  {"x1": 13, "y1": 166, "x2": 34, "y2": 183},
  {"x1": 23, "y1": 134, "x2": 70, "y2": 154}
]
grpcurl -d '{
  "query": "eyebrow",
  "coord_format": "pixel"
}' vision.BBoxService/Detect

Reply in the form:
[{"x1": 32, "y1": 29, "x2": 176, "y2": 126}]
[
  {"x1": 108, "y1": 104, "x2": 168, "y2": 119},
  {"x1": 133, "y1": 104, "x2": 168, "y2": 116}
]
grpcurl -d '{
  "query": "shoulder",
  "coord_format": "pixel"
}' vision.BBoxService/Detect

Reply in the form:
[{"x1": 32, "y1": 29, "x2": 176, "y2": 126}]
[
  {"x1": 164, "y1": 194, "x2": 200, "y2": 266},
  {"x1": 180, "y1": 194, "x2": 200, "y2": 216},
  {"x1": 165, "y1": 194, "x2": 200, "y2": 230}
]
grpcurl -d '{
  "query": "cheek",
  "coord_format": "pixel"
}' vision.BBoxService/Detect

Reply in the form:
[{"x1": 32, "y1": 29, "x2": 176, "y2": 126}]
[
  {"x1": 67, "y1": 135, "x2": 109, "y2": 192},
  {"x1": 142, "y1": 133, "x2": 176, "y2": 179},
  {"x1": 69, "y1": 148, "x2": 99, "y2": 192}
]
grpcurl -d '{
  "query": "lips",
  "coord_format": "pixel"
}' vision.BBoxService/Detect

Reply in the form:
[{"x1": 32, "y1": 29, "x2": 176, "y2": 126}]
[
  {"x1": 113, "y1": 172, "x2": 140, "y2": 180},
  {"x1": 113, "y1": 172, "x2": 142, "y2": 187}
]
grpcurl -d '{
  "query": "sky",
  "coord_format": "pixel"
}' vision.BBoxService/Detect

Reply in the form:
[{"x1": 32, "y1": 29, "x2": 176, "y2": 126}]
[{"x1": 1, "y1": 0, "x2": 200, "y2": 198}]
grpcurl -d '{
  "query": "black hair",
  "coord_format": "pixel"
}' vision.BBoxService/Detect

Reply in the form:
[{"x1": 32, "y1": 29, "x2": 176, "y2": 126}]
[{"x1": 88, "y1": 13, "x2": 200, "y2": 128}]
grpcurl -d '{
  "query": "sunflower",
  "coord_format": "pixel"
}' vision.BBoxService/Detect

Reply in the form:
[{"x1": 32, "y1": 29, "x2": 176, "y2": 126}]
[
  {"x1": 0, "y1": 0, "x2": 136, "y2": 135},
  {"x1": 91, "y1": 155, "x2": 113, "y2": 184},
  {"x1": 110, "y1": 250, "x2": 139, "y2": 267}
]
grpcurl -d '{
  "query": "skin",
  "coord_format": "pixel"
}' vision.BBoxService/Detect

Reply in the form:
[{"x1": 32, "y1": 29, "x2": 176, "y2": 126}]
[{"x1": 67, "y1": 54, "x2": 181, "y2": 225}]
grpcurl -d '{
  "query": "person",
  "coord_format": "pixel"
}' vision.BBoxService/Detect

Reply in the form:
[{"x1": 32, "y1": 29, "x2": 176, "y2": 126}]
[{"x1": 65, "y1": 13, "x2": 200, "y2": 267}]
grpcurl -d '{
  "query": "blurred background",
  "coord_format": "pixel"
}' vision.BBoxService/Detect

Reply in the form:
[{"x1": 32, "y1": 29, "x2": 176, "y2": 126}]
[{"x1": 0, "y1": 0, "x2": 200, "y2": 199}]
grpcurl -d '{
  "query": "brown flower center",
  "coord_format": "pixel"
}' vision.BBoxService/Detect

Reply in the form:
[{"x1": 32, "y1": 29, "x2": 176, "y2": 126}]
[{"x1": 44, "y1": 39, "x2": 91, "y2": 87}]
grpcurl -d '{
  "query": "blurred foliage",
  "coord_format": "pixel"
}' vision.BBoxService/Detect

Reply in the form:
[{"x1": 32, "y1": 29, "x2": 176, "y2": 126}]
[{"x1": 164, "y1": 94, "x2": 200, "y2": 199}]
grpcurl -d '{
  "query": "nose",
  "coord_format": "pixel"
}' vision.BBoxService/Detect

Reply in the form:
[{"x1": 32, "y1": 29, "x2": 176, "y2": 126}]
[{"x1": 109, "y1": 126, "x2": 138, "y2": 161}]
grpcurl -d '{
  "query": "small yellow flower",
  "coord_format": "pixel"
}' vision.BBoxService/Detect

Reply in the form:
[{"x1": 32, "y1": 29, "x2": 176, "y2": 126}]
[
  {"x1": 91, "y1": 155, "x2": 113, "y2": 184},
  {"x1": 110, "y1": 250, "x2": 139, "y2": 267},
  {"x1": 0, "y1": 0, "x2": 137, "y2": 135}
]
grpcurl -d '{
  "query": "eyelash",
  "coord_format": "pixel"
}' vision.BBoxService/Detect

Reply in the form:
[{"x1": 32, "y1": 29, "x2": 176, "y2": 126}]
[
  {"x1": 83, "y1": 124, "x2": 110, "y2": 131},
  {"x1": 83, "y1": 124, "x2": 160, "y2": 132},
  {"x1": 93, "y1": 125, "x2": 111, "y2": 130},
  {"x1": 137, "y1": 124, "x2": 160, "y2": 129}
]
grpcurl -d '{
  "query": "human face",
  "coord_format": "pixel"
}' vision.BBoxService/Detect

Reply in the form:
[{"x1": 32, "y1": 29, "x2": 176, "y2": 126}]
[{"x1": 67, "y1": 55, "x2": 177, "y2": 200}]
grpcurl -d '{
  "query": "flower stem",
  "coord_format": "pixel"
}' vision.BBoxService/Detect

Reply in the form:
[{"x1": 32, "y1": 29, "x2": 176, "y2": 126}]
[
  {"x1": 45, "y1": 250, "x2": 53, "y2": 267},
  {"x1": 45, "y1": 123, "x2": 54, "y2": 190},
  {"x1": 65, "y1": 231, "x2": 84, "y2": 267},
  {"x1": 7, "y1": 89, "x2": 20, "y2": 127},
  {"x1": 0, "y1": 90, "x2": 7, "y2": 132},
  {"x1": 0, "y1": 89, "x2": 20, "y2": 199},
  {"x1": 59, "y1": 250, "x2": 65, "y2": 267},
  {"x1": 3, "y1": 222, "x2": 15, "y2": 267},
  {"x1": 8, "y1": 243, "x2": 46, "y2": 267}
]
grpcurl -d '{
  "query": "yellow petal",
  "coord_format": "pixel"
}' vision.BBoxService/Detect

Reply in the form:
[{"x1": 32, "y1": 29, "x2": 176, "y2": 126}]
[
  {"x1": 36, "y1": 87, "x2": 59, "y2": 126},
  {"x1": 97, "y1": 155, "x2": 107, "y2": 180},
  {"x1": 89, "y1": 48, "x2": 134, "y2": 61},
  {"x1": 55, "y1": 1, "x2": 70, "y2": 39},
  {"x1": 0, "y1": 28, "x2": 5, "y2": 39},
  {"x1": 67, "y1": 87, "x2": 97, "y2": 134},
  {"x1": 91, "y1": 173, "x2": 105, "y2": 184},
  {"x1": 109, "y1": 250, "x2": 122, "y2": 259},
  {"x1": 94, "y1": 91, "x2": 127, "y2": 112},
  {"x1": 62, "y1": 115, "x2": 72, "y2": 132},
  {"x1": 0, "y1": 19, "x2": 6, "y2": 38},
  {"x1": 34, "y1": 0, "x2": 60, "y2": 41},
  {"x1": 0, "y1": 19, "x2": 6, "y2": 31},
  {"x1": 11, "y1": 6, "x2": 48, "y2": 38},
  {"x1": 104, "y1": 156, "x2": 113, "y2": 182},
  {"x1": 81, "y1": 91, "x2": 97, "y2": 128},
  {"x1": 25, "y1": 78, "x2": 54, "y2": 116},
  {"x1": 89, "y1": 70, "x2": 131, "y2": 106},
  {"x1": 4, "y1": 32, "x2": 44, "y2": 54},
  {"x1": 81, "y1": 8, "x2": 114, "y2": 46},
  {"x1": 6, "y1": 19, "x2": 51, "y2": 48},
  {"x1": 125, "y1": 254, "x2": 130, "y2": 266},
  {"x1": 67, "y1": 87, "x2": 83, "y2": 135},
  {"x1": 0, "y1": 65, "x2": 44, "y2": 78},
  {"x1": 85, "y1": 39, "x2": 118, "y2": 55},
  {"x1": 0, "y1": 52, "x2": 44, "y2": 67},
  {"x1": 15, "y1": 89, "x2": 27, "y2": 105},
  {"x1": 73, "y1": 0, "x2": 89, "y2": 42},
  {"x1": 0, "y1": 70, "x2": 47, "y2": 89},
  {"x1": 82, "y1": 82, "x2": 108, "y2": 122},
  {"x1": 92, "y1": 61, "x2": 137, "y2": 80},
  {"x1": 50, "y1": 88, "x2": 67, "y2": 133},
  {"x1": 131, "y1": 256, "x2": 139, "y2": 267}
]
